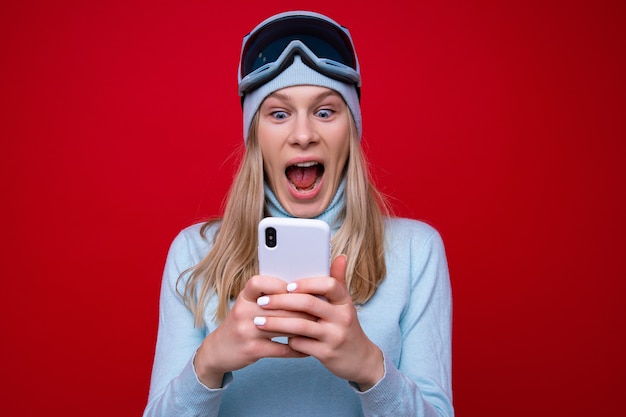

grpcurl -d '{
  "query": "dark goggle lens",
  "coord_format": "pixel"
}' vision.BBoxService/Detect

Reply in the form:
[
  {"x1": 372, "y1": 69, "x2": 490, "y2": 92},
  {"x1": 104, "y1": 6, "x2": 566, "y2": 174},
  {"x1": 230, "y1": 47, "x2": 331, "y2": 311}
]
[{"x1": 241, "y1": 17, "x2": 356, "y2": 78}]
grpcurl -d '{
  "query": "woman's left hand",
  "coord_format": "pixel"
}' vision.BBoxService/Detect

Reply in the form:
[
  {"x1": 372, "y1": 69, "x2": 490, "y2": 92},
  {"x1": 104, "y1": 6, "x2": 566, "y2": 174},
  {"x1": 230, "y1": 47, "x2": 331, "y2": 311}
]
[{"x1": 253, "y1": 255, "x2": 385, "y2": 391}]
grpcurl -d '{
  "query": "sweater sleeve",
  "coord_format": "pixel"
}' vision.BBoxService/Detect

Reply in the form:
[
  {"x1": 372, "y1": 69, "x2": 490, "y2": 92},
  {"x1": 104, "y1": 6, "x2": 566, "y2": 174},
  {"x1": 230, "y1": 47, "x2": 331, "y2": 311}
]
[
  {"x1": 355, "y1": 224, "x2": 454, "y2": 417},
  {"x1": 143, "y1": 226, "x2": 229, "y2": 417}
]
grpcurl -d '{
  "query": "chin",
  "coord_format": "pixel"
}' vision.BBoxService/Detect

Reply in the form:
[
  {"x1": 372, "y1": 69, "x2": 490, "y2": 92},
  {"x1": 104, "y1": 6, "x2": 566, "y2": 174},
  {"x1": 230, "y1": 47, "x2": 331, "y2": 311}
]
[
  {"x1": 282, "y1": 196, "x2": 330, "y2": 219},
  {"x1": 284, "y1": 204, "x2": 325, "y2": 219}
]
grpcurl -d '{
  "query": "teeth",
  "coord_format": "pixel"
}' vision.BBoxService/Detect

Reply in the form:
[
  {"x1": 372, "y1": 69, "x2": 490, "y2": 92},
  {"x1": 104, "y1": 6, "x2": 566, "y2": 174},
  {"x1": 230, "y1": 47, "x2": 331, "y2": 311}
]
[{"x1": 294, "y1": 161, "x2": 318, "y2": 168}]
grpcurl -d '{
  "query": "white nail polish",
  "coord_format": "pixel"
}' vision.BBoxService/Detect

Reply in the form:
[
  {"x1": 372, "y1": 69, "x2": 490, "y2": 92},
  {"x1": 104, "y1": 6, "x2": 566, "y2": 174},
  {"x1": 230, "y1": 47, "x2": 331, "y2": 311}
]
[
  {"x1": 257, "y1": 296, "x2": 270, "y2": 306},
  {"x1": 254, "y1": 316, "x2": 266, "y2": 326},
  {"x1": 286, "y1": 283, "x2": 297, "y2": 292}
]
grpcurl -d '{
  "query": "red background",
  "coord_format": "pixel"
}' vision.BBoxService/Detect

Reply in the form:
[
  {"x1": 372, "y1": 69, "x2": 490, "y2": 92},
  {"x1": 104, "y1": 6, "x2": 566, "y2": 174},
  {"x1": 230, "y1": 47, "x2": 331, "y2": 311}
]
[{"x1": 2, "y1": 1, "x2": 625, "y2": 415}]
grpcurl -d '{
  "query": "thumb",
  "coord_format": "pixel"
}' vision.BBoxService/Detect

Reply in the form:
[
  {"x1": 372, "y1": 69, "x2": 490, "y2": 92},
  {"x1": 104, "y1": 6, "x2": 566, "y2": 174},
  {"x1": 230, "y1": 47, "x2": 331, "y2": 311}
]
[{"x1": 330, "y1": 254, "x2": 348, "y2": 286}]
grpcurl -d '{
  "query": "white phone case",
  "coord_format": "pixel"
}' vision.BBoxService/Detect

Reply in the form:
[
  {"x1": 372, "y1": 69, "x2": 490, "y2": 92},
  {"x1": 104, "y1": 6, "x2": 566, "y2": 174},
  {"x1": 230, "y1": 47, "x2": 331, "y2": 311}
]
[{"x1": 258, "y1": 217, "x2": 331, "y2": 283}]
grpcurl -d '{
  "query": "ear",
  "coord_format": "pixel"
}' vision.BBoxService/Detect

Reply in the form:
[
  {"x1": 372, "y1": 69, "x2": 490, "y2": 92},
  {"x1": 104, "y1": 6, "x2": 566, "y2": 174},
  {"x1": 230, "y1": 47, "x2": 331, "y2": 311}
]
[{"x1": 330, "y1": 254, "x2": 348, "y2": 286}]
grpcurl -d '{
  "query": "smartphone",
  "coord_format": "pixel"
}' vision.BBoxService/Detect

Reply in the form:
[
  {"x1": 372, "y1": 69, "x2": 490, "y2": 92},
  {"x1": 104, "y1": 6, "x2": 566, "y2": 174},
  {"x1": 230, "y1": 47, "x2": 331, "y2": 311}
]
[{"x1": 258, "y1": 217, "x2": 331, "y2": 283}]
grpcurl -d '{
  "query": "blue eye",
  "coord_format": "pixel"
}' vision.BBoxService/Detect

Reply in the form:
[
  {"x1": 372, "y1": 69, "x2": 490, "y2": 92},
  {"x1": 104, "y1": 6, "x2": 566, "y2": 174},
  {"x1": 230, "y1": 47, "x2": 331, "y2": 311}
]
[
  {"x1": 272, "y1": 111, "x2": 288, "y2": 120},
  {"x1": 316, "y1": 109, "x2": 333, "y2": 118}
]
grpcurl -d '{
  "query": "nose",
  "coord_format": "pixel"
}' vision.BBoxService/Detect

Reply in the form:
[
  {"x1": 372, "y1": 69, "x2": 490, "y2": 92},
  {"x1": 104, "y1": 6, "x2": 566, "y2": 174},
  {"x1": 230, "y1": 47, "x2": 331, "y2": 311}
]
[{"x1": 287, "y1": 114, "x2": 319, "y2": 148}]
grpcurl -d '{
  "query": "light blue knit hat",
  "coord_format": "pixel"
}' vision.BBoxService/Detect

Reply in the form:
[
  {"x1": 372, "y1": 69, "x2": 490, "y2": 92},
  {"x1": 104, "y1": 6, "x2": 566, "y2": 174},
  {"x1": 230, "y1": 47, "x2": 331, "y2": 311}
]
[{"x1": 242, "y1": 55, "x2": 362, "y2": 143}]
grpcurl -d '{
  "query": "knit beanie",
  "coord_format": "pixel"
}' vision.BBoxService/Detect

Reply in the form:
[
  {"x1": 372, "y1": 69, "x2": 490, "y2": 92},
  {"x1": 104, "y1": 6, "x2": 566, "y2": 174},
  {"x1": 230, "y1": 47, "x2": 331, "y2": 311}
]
[{"x1": 242, "y1": 55, "x2": 361, "y2": 143}]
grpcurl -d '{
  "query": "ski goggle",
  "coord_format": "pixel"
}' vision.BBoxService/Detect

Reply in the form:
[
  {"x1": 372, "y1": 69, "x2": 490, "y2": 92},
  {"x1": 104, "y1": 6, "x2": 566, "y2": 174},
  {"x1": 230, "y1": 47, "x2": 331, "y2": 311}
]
[{"x1": 238, "y1": 11, "x2": 361, "y2": 97}]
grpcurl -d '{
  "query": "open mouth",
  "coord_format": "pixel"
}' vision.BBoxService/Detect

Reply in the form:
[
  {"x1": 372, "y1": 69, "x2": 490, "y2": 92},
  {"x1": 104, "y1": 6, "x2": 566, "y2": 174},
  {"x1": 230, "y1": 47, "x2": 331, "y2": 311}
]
[{"x1": 285, "y1": 162, "x2": 324, "y2": 192}]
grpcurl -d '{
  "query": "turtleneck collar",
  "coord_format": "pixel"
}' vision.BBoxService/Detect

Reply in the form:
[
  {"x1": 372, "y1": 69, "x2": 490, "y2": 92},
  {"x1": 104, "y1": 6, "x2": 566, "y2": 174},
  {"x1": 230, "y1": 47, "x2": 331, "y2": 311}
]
[{"x1": 264, "y1": 178, "x2": 346, "y2": 234}]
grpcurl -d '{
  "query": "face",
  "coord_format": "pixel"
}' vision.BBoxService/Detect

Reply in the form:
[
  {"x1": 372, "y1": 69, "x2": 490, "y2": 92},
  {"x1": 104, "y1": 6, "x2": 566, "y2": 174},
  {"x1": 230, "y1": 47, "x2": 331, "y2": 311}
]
[{"x1": 257, "y1": 85, "x2": 351, "y2": 218}]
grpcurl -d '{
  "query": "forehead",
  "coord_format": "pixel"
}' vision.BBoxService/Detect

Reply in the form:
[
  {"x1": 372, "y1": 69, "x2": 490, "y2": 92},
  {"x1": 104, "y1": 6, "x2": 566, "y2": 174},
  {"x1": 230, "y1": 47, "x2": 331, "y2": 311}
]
[{"x1": 264, "y1": 85, "x2": 341, "y2": 103}]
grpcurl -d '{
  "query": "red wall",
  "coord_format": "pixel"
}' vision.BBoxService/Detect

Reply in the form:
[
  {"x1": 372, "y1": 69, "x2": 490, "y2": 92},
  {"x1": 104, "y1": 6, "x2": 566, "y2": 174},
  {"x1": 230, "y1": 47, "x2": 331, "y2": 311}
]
[{"x1": 2, "y1": 1, "x2": 624, "y2": 415}]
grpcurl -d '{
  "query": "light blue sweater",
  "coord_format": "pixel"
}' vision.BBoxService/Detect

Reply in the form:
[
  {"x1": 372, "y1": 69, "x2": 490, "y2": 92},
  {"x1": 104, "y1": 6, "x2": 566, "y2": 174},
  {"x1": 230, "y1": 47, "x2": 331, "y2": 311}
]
[{"x1": 144, "y1": 184, "x2": 454, "y2": 416}]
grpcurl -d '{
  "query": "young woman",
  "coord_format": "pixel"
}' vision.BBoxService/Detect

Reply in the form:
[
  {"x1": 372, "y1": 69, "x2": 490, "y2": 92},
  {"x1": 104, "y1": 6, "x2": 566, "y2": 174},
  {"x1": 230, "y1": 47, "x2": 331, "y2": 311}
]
[{"x1": 143, "y1": 11, "x2": 453, "y2": 417}]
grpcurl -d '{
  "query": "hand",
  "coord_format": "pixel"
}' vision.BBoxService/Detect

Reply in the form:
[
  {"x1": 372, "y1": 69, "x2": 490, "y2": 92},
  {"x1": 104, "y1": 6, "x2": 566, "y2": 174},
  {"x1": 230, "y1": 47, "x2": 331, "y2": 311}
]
[
  {"x1": 253, "y1": 255, "x2": 385, "y2": 390},
  {"x1": 193, "y1": 274, "x2": 310, "y2": 388}
]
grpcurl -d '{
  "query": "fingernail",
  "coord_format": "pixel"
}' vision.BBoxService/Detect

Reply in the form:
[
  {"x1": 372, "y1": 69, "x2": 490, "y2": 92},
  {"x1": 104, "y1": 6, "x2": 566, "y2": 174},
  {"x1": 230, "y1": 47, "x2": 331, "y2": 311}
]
[
  {"x1": 286, "y1": 283, "x2": 297, "y2": 292},
  {"x1": 257, "y1": 296, "x2": 270, "y2": 306},
  {"x1": 253, "y1": 316, "x2": 266, "y2": 326}
]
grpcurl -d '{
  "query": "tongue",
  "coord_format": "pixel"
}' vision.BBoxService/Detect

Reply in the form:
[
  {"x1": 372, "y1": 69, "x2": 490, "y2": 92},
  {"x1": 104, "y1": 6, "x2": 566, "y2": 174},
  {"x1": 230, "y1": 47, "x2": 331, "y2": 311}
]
[{"x1": 287, "y1": 166, "x2": 319, "y2": 190}]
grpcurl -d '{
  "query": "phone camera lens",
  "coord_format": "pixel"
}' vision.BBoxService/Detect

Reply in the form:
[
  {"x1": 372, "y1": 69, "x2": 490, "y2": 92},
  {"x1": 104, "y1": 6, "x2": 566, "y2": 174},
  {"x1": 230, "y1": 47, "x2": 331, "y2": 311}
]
[{"x1": 265, "y1": 227, "x2": 277, "y2": 248}]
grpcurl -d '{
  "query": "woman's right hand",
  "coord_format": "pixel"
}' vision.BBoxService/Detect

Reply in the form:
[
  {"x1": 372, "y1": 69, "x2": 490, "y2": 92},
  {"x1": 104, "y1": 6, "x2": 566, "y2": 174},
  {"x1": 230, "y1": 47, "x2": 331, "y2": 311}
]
[{"x1": 192, "y1": 274, "x2": 310, "y2": 388}]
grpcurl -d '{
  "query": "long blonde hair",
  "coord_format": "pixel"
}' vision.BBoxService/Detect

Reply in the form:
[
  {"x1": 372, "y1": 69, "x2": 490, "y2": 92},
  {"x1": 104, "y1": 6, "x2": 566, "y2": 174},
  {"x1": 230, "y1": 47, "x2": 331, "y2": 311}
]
[{"x1": 180, "y1": 114, "x2": 389, "y2": 325}]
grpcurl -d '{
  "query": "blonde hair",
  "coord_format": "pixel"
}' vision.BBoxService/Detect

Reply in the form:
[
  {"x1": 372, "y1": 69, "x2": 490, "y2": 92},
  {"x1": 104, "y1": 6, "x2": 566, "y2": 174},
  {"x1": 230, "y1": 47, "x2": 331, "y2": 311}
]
[{"x1": 180, "y1": 114, "x2": 389, "y2": 326}]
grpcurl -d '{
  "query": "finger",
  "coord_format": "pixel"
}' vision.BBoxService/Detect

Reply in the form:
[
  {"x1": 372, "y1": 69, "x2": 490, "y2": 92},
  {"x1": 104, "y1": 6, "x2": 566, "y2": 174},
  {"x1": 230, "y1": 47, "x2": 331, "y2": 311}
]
[
  {"x1": 246, "y1": 335, "x2": 310, "y2": 359},
  {"x1": 240, "y1": 274, "x2": 290, "y2": 302},
  {"x1": 258, "y1": 293, "x2": 327, "y2": 319},
  {"x1": 265, "y1": 342, "x2": 309, "y2": 359},
  {"x1": 252, "y1": 320, "x2": 306, "y2": 340},
  {"x1": 254, "y1": 315, "x2": 324, "y2": 341},
  {"x1": 286, "y1": 277, "x2": 349, "y2": 305},
  {"x1": 330, "y1": 254, "x2": 347, "y2": 286},
  {"x1": 257, "y1": 297, "x2": 319, "y2": 322}
]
